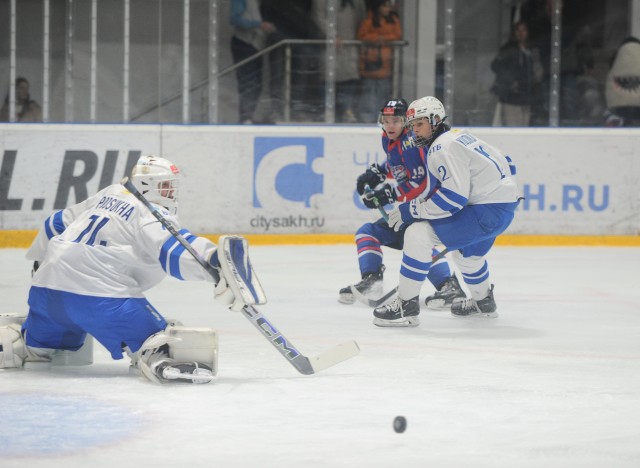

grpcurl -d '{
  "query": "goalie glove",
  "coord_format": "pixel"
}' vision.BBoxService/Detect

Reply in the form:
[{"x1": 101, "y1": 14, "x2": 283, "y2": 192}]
[
  {"x1": 363, "y1": 184, "x2": 395, "y2": 209},
  {"x1": 214, "y1": 271, "x2": 236, "y2": 308},
  {"x1": 356, "y1": 163, "x2": 386, "y2": 196},
  {"x1": 388, "y1": 200, "x2": 421, "y2": 232},
  {"x1": 211, "y1": 236, "x2": 267, "y2": 312},
  {"x1": 208, "y1": 251, "x2": 236, "y2": 309}
]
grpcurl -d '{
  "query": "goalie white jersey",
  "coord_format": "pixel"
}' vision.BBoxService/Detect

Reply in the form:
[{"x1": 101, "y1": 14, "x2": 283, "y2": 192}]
[
  {"x1": 414, "y1": 128, "x2": 519, "y2": 220},
  {"x1": 27, "y1": 184, "x2": 218, "y2": 298}
]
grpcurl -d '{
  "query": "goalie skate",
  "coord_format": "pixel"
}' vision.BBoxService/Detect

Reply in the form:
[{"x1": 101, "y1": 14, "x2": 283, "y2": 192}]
[
  {"x1": 134, "y1": 325, "x2": 218, "y2": 384},
  {"x1": 156, "y1": 361, "x2": 214, "y2": 384}
]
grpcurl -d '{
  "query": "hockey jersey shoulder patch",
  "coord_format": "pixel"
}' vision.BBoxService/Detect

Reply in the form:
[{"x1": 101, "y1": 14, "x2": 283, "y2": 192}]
[{"x1": 455, "y1": 133, "x2": 477, "y2": 146}]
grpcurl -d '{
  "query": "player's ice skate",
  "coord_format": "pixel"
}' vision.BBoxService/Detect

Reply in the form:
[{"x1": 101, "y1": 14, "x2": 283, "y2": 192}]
[
  {"x1": 338, "y1": 265, "x2": 385, "y2": 304},
  {"x1": 425, "y1": 274, "x2": 466, "y2": 310},
  {"x1": 373, "y1": 296, "x2": 420, "y2": 327},
  {"x1": 451, "y1": 285, "x2": 498, "y2": 318}
]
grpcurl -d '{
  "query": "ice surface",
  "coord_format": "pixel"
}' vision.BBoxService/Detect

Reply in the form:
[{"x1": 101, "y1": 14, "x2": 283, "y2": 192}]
[{"x1": 2, "y1": 245, "x2": 640, "y2": 467}]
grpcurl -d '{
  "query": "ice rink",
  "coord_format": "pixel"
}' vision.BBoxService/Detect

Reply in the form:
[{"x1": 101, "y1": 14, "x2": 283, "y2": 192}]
[{"x1": 2, "y1": 244, "x2": 640, "y2": 468}]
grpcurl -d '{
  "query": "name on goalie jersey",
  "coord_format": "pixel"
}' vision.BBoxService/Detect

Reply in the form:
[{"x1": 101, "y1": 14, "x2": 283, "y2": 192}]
[{"x1": 96, "y1": 196, "x2": 135, "y2": 220}]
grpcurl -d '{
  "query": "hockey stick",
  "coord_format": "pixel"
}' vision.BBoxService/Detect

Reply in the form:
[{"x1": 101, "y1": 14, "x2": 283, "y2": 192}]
[
  {"x1": 363, "y1": 184, "x2": 389, "y2": 221},
  {"x1": 349, "y1": 185, "x2": 398, "y2": 306},
  {"x1": 351, "y1": 285, "x2": 398, "y2": 308},
  {"x1": 351, "y1": 245, "x2": 450, "y2": 308},
  {"x1": 364, "y1": 184, "x2": 450, "y2": 262},
  {"x1": 240, "y1": 305, "x2": 359, "y2": 375},
  {"x1": 121, "y1": 177, "x2": 359, "y2": 375}
]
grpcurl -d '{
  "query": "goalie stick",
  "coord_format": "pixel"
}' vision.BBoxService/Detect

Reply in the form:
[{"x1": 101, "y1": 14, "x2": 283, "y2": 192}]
[
  {"x1": 356, "y1": 185, "x2": 450, "y2": 307},
  {"x1": 121, "y1": 177, "x2": 359, "y2": 375}
]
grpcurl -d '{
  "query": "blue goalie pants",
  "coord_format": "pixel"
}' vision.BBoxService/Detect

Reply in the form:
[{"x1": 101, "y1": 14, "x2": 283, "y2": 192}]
[{"x1": 24, "y1": 286, "x2": 168, "y2": 360}]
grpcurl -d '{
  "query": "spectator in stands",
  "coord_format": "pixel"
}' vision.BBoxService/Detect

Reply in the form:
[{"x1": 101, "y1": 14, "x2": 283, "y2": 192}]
[
  {"x1": 490, "y1": 21, "x2": 543, "y2": 126},
  {"x1": 0, "y1": 77, "x2": 42, "y2": 123},
  {"x1": 261, "y1": 0, "x2": 325, "y2": 122},
  {"x1": 559, "y1": 22, "x2": 596, "y2": 125},
  {"x1": 357, "y1": 0, "x2": 402, "y2": 122},
  {"x1": 520, "y1": 0, "x2": 597, "y2": 126},
  {"x1": 314, "y1": 0, "x2": 367, "y2": 123},
  {"x1": 230, "y1": 0, "x2": 276, "y2": 124}
]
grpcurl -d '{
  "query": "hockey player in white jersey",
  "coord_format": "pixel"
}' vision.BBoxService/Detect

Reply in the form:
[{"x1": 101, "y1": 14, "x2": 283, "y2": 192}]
[
  {"x1": 0, "y1": 156, "x2": 241, "y2": 383},
  {"x1": 339, "y1": 98, "x2": 464, "y2": 309},
  {"x1": 374, "y1": 96, "x2": 520, "y2": 327}
]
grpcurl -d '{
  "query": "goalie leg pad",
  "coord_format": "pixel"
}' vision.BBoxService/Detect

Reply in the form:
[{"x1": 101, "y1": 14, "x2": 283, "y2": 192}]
[
  {"x1": 2, "y1": 315, "x2": 74, "y2": 369},
  {"x1": 51, "y1": 336, "x2": 94, "y2": 366},
  {"x1": 135, "y1": 325, "x2": 218, "y2": 384},
  {"x1": 10, "y1": 310, "x2": 91, "y2": 367},
  {"x1": 0, "y1": 313, "x2": 26, "y2": 326},
  {"x1": 0, "y1": 324, "x2": 27, "y2": 369},
  {"x1": 218, "y1": 235, "x2": 267, "y2": 311}
]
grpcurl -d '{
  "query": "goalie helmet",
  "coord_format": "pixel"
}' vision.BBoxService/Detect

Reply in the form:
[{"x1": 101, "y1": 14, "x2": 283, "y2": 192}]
[
  {"x1": 406, "y1": 96, "x2": 448, "y2": 147},
  {"x1": 130, "y1": 155, "x2": 180, "y2": 215}
]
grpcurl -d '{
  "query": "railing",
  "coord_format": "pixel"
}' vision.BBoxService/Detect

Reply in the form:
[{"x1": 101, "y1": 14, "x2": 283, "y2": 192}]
[{"x1": 131, "y1": 39, "x2": 408, "y2": 124}]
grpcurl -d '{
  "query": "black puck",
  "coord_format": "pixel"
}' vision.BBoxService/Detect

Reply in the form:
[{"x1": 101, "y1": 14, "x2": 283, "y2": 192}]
[{"x1": 393, "y1": 416, "x2": 407, "y2": 433}]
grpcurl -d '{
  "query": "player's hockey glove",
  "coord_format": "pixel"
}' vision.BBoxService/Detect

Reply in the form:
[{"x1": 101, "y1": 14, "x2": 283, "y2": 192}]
[
  {"x1": 356, "y1": 163, "x2": 386, "y2": 195},
  {"x1": 388, "y1": 200, "x2": 420, "y2": 232},
  {"x1": 363, "y1": 184, "x2": 395, "y2": 209}
]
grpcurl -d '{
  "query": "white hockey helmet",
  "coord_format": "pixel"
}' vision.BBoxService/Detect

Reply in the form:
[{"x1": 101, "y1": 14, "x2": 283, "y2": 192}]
[
  {"x1": 406, "y1": 96, "x2": 447, "y2": 147},
  {"x1": 130, "y1": 155, "x2": 180, "y2": 215}
]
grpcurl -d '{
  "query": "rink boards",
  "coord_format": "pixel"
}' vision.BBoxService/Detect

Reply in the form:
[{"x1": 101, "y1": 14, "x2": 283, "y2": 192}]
[{"x1": 0, "y1": 124, "x2": 638, "y2": 246}]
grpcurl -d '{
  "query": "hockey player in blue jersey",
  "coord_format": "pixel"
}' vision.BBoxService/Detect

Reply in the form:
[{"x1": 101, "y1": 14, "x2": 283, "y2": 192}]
[
  {"x1": 373, "y1": 96, "x2": 520, "y2": 327},
  {"x1": 339, "y1": 98, "x2": 465, "y2": 308},
  {"x1": 0, "y1": 156, "x2": 244, "y2": 383}
]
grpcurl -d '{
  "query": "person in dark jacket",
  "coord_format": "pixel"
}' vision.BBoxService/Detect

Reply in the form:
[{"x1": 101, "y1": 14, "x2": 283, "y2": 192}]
[
  {"x1": 260, "y1": 0, "x2": 325, "y2": 121},
  {"x1": 490, "y1": 21, "x2": 542, "y2": 127},
  {"x1": 0, "y1": 77, "x2": 42, "y2": 122}
]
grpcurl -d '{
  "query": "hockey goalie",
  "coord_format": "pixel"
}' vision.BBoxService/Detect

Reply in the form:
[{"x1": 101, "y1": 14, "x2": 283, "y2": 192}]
[{"x1": 0, "y1": 155, "x2": 265, "y2": 384}]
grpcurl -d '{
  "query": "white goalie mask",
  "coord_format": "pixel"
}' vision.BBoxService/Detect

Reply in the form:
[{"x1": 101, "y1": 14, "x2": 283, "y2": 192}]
[
  {"x1": 130, "y1": 155, "x2": 180, "y2": 215},
  {"x1": 406, "y1": 96, "x2": 447, "y2": 147}
]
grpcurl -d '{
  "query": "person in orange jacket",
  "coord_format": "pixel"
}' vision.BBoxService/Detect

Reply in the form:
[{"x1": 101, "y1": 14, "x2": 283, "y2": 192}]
[{"x1": 357, "y1": 0, "x2": 402, "y2": 121}]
